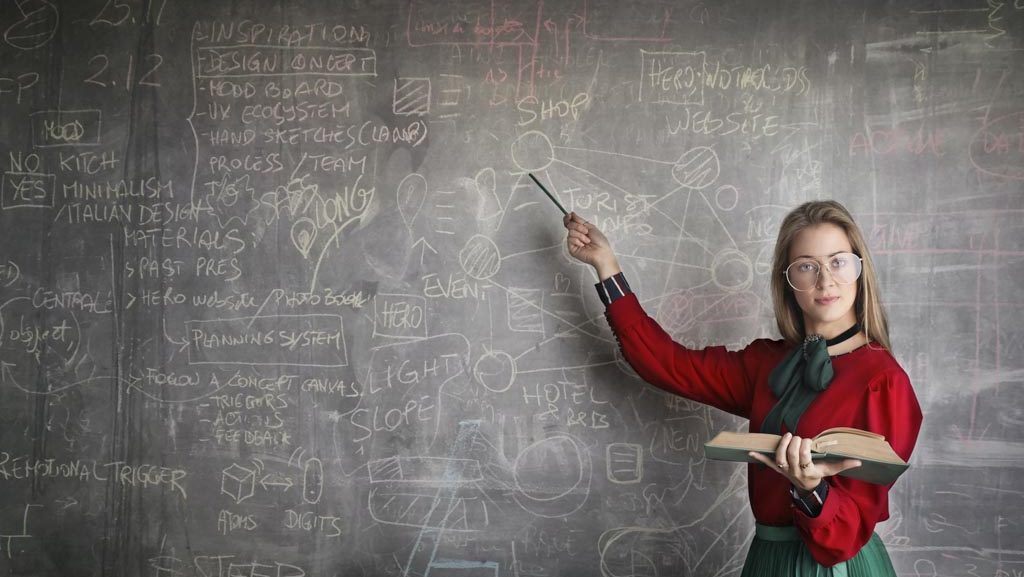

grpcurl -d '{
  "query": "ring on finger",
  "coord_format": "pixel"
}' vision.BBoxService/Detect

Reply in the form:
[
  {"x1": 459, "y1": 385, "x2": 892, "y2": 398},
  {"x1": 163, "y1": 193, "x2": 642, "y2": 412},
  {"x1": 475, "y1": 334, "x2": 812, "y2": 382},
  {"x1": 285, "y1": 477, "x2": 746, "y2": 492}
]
[{"x1": 799, "y1": 462, "x2": 812, "y2": 469}]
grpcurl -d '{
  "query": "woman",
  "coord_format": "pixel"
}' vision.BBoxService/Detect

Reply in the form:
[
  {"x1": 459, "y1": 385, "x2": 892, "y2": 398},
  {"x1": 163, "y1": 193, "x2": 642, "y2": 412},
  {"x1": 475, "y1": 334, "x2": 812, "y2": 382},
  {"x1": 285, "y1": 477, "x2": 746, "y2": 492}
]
[{"x1": 563, "y1": 200, "x2": 922, "y2": 575}]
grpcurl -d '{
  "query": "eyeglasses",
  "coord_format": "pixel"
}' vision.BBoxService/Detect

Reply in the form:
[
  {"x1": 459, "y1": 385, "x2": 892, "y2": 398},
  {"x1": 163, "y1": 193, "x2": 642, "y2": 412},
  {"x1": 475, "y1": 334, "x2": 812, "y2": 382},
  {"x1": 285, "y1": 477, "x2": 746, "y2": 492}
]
[{"x1": 784, "y1": 252, "x2": 863, "y2": 292}]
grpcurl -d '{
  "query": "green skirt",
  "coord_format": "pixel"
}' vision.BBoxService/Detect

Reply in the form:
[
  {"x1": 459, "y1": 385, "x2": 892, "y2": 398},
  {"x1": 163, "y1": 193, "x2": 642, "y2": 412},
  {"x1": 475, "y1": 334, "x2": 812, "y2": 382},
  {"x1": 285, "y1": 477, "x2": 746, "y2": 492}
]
[{"x1": 740, "y1": 524, "x2": 896, "y2": 577}]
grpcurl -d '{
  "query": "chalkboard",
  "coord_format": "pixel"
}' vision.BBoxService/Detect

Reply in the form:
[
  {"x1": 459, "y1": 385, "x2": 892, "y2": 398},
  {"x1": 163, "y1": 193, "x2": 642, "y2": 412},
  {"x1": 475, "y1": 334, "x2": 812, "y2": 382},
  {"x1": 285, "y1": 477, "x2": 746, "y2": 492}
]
[{"x1": 0, "y1": 1, "x2": 1022, "y2": 575}]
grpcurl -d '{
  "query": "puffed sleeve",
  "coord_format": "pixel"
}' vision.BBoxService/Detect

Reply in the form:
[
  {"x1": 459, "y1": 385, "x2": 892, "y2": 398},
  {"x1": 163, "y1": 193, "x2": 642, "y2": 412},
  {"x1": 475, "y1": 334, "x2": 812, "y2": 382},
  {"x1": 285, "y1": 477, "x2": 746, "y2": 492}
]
[
  {"x1": 793, "y1": 367, "x2": 923, "y2": 566},
  {"x1": 604, "y1": 292, "x2": 763, "y2": 418}
]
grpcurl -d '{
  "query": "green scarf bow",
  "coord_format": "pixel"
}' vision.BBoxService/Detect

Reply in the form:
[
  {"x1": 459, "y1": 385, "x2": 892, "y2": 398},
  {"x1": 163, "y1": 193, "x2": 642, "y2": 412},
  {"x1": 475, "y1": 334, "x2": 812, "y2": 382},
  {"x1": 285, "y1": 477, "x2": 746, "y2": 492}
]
[
  {"x1": 760, "y1": 334, "x2": 833, "y2": 435},
  {"x1": 759, "y1": 324, "x2": 861, "y2": 434}
]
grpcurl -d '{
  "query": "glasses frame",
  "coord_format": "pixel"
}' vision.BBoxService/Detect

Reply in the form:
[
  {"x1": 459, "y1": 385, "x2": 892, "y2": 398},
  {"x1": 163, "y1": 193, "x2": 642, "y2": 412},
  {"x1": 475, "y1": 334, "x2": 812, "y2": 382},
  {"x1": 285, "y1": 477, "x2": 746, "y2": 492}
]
[{"x1": 783, "y1": 252, "x2": 863, "y2": 292}]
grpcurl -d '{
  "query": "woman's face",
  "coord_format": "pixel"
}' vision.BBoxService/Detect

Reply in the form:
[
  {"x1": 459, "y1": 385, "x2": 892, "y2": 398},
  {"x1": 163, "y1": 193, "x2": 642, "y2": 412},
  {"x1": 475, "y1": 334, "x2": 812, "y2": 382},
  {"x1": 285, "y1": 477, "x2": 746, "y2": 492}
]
[{"x1": 786, "y1": 223, "x2": 859, "y2": 338}]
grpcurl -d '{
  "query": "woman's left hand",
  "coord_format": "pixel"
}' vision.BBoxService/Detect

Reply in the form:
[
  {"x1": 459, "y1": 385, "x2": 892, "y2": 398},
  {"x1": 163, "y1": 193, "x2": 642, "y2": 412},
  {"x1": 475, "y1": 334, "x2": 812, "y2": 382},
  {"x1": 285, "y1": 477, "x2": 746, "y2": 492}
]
[{"x1": 748, "y1": 432, "x2": 862, "y2": 492}]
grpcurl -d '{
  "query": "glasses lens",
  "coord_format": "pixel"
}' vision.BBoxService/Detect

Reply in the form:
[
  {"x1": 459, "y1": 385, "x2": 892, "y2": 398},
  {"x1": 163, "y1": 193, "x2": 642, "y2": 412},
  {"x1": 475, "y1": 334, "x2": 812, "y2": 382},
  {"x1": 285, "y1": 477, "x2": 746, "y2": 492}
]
[
  {"x1": 784, "y1": 252, "x2": 862, "y2": 291},
  {"x1": 828, "y1": 252, "x2": 862, "y2": 285},
  {"x1": 785, "y1": 260, "x2": 819, "y2": 291}
]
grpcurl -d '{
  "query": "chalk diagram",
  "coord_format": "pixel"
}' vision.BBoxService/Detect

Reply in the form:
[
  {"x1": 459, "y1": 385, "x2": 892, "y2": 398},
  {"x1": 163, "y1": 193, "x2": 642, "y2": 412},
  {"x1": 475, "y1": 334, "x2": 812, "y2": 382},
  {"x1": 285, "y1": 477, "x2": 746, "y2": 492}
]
[
  {"x1": 220, "y1": 455, "x2": 323, "y2": 505},
  {"x1": 0, "y1": 290, "x2": 99, "y2": 402},
  {"x1": 353, "y1": 126, "x2": 767, "y2": 575},
  {"x1": 501, "y1": 132, "x2": 769, "y2": 576},
  {"x1": 366, "y1": 423, "x2": 591, "y2": 577},
  {"x1": 393, "y1": 129, "x2": 762, "y2": 389},
  {"x1": 328, "y1": 331, "x2": 596, "y2": 575}
]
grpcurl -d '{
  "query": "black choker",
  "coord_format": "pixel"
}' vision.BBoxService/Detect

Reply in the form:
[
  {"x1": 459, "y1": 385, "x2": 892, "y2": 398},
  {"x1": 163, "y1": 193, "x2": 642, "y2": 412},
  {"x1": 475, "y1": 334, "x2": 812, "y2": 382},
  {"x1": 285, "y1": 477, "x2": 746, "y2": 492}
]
[{"x1": 824, "y1": 323, "x2": 861, "y2": 347}]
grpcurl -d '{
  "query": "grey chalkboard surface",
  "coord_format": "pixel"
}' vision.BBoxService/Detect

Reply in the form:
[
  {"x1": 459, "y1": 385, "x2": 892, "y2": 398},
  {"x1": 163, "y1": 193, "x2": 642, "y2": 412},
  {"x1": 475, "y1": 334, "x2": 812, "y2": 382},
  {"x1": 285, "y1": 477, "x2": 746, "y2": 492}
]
[{"x1": 0, "y1": 1, "x2": 1021, "y2": 575}]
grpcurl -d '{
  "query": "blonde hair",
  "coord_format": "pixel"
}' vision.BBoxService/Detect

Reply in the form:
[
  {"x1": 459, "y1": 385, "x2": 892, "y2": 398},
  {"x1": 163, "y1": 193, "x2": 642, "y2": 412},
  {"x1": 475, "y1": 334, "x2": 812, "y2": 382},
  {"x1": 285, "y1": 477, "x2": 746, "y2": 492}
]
[{"x1": 770, "y1": 200, "x2": 891, "y2": 350}]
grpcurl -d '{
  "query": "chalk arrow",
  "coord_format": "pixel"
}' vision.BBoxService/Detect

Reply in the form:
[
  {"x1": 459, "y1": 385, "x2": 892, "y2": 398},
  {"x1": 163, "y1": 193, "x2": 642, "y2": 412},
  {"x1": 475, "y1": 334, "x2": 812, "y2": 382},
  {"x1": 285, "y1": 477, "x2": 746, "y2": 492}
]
[
  {"x1": 260, "y1": 473, "x2": 294, "y2": 491},
  {"x1": 411, "y1": 237, "x2": 438, "y2": 267},
  {"x1": 56, "y1": 496, "x2": 78, "y2": 509}
]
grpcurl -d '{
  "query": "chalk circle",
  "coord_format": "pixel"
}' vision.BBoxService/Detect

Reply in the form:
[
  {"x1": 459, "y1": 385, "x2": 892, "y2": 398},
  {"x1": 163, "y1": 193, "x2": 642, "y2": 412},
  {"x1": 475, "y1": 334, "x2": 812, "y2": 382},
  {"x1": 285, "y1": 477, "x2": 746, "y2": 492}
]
[
  {"x1": 968, "y1": 111, "x2": 1024, "y2": 181},
  {"x1": 711, "y1": 248, "x2": 753, "y2": 292},
  {"x1": 715, "y1": 185, "x2": 739, "y2": 211},
  {"x1": 1, "y1": 260, "x2": 19, "y2": 287},
  {"x1": 671, "y1": 146, "x2": 720, "y2": 190},
  {"x1": 514, "y1": 435, "x2": 587, "y2": 501},
  {"x1": 459, "y1": 235, "x2": 501, "y2": 280},
  {"x1": 0, "y1": 297, "x2": 81, "y2": 376},
  {"x1": 473, "y1": 350, "x2": 515, "y2": 393},
  {"x1": 511, "y1": 131, "x2": 554, "y2": 172}
]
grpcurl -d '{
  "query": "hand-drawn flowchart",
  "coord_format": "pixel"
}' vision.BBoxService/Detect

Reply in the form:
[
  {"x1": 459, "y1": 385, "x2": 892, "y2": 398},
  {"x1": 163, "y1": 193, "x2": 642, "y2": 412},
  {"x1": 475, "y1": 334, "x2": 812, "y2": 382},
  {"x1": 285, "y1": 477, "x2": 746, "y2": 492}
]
[{"x1": 0, "y1": 0, "x2": 1021, "y2": 575}]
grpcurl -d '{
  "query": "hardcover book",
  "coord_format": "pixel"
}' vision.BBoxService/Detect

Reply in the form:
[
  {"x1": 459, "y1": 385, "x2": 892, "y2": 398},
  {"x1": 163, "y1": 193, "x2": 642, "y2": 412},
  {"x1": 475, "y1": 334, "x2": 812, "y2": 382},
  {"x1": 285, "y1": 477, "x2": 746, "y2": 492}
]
[{"x1": 704, "y1": 427, "x2": 909, "y2": 485}]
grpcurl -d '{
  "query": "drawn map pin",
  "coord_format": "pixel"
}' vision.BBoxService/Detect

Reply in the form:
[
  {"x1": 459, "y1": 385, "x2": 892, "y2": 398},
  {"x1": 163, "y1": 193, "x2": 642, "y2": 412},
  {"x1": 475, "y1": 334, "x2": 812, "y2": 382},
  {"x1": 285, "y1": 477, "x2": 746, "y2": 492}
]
[
  {"x1": 290, "y1": 218, "x2": 318, "y2": 259},
  {"x1": 397, "y1": 173, "x2": 427, "y2": 229}
]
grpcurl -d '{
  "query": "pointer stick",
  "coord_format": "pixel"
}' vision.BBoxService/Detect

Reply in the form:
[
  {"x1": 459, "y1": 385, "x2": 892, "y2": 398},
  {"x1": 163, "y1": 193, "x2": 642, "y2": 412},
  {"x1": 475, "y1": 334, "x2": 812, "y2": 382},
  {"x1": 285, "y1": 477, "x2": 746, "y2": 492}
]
[{"x1": 527, "y1": 173, "x2": 568, "y2": 215}]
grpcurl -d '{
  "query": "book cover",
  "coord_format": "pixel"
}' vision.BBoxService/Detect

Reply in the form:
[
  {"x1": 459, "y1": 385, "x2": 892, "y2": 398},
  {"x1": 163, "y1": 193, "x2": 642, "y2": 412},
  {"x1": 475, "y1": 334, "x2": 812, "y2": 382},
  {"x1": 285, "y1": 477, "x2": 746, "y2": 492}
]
[{"x1": 704, "y1": 427, "x2": 909, "y2": 485}]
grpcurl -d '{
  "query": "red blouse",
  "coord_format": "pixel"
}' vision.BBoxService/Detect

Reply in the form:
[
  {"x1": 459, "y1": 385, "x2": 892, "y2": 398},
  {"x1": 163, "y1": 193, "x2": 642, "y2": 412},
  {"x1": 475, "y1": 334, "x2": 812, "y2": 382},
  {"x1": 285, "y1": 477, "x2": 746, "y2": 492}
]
[{"x1": 605, "y1": 293, "x2": 923, "y2": 567}]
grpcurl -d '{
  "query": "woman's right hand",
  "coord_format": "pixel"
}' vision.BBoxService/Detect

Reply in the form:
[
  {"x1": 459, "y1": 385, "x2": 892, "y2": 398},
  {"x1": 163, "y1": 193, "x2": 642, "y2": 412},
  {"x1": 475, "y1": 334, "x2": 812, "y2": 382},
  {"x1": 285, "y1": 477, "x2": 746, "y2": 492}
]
[{"x1": 563, "y1": 211, "x2": 621, "y2": 278}]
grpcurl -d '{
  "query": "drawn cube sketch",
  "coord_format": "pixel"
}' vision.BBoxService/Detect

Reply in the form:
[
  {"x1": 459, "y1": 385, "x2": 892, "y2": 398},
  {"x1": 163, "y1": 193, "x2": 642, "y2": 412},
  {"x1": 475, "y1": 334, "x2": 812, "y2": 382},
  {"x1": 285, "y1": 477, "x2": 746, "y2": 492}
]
[
  {"x1": 393, "y1": 77, "x2": 431, "y2": 116},
  {"x1": 221, "y1": 463, "x2": 256, "y2": 504}
]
